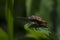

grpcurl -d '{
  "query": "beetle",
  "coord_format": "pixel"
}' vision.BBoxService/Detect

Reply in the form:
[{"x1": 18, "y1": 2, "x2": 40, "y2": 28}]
[{"x1": 28, "y1": 16, "x2": 47, "y2": 28}]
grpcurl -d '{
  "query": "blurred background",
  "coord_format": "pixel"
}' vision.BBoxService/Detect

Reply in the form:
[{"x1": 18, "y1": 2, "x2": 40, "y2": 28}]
[{"x1": 0, "y1": 0, "x2": 60, "y2": 40}]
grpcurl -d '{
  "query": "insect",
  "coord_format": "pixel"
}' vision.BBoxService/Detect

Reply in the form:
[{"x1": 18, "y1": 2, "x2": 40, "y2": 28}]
[{"x1": 28, "y1": 16, "x2": 47, "y2": 28}]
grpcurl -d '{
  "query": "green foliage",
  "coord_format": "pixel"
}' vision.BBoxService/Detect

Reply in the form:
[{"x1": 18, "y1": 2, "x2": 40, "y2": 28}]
[
  {"x1": 0, "y1": 28, "x2": 8, "y2": 40},
  {"x1": 5, "y1": 0, "x2": 14, "y2": 40},
  {"x1": 24, "y1": 22, "x2": 50, "y2": 40},
  {"x1": 0, "y1": 0, "x2": 60, "y2": 40}
]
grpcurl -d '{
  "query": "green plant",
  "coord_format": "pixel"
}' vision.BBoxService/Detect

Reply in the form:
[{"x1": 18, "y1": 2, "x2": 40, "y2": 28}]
[{"x1": 24, "y1": 16, "x2": 51, "y2": 40}]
